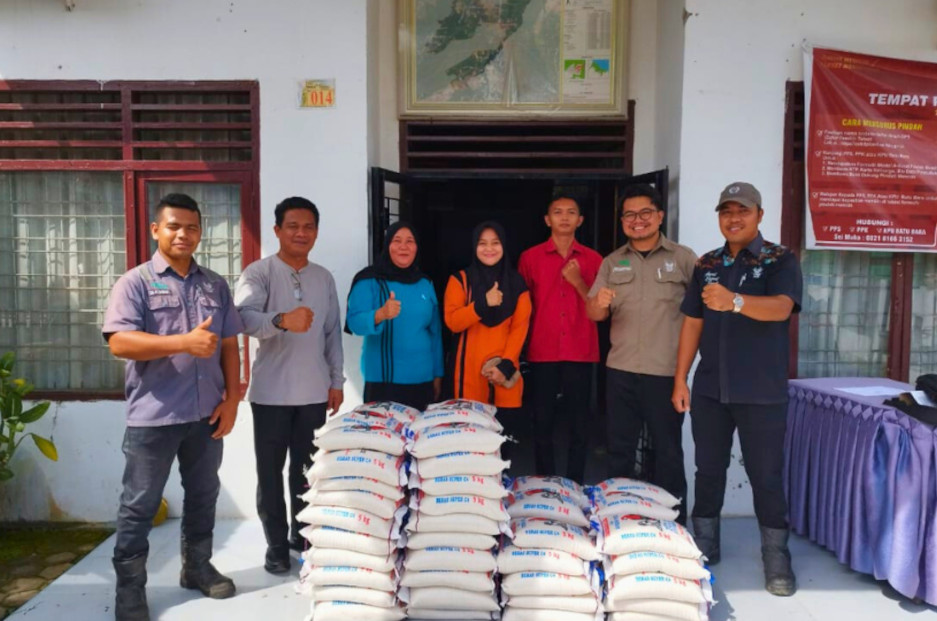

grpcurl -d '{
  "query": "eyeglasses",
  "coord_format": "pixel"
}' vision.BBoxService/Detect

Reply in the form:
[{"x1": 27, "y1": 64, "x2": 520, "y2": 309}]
[
  {"x1": 290, "y1": 272, "x2": 303, "y2": 301},
  {"x1": 622, "y1": 208, "x2": 658, "y2": 222}
]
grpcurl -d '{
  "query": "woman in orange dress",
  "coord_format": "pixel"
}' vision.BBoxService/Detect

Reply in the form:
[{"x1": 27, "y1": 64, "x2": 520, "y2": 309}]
[{"x1": 444, "y1": 221, "x2": 532, "y2": 409}]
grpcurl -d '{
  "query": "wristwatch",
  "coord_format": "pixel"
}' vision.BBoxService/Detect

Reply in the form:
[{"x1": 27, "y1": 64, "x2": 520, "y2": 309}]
[
  {"x1": 732, "y1": 293, "x2": 744, "y2": 314},
  {"x1": 272, "y1": 313, "x2": 287, "y2": 331}
]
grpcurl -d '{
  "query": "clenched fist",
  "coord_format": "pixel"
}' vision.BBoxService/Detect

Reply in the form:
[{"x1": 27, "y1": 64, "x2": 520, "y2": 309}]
[
  {"x1": 281, "y1": 306, "x2": 314, "y2": 333},
  {"x1": 595, "y1": 287, "x2": 615, "y2": 309}
]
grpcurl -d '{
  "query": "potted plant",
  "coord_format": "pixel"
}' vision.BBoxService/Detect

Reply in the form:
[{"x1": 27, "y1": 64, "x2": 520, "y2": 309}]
[{"x1": 0, "y1": 351, "x2": 58, "y2": 481}]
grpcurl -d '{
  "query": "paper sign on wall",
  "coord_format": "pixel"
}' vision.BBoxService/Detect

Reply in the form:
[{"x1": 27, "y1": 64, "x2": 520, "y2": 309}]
[{"x1": 299, "y1": 80, "x2": 335, "y2": 108}]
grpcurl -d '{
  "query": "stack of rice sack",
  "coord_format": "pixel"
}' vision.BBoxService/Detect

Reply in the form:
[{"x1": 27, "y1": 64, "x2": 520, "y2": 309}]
[
  {"x1": 401, "y1": 399, "x2": 509, "y2": 621},
  {"x1": 499, "y1": 476, "x2": 603, "y2": 621},
  {"x1": 296, "y1": 402, "x2": 417, "y2": 621},
  {"x1": 592, "y1": 478, "x2": 713, "y2": 621}
]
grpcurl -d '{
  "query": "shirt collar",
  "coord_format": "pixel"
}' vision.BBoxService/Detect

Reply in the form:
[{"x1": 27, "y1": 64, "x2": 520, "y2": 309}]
[
  {"x1": 546, "y1": 237, "x2": 585, "y2": 256},
  {"x1": 720, "y1": 232, "x2": 764, "y2": 260},
  {"x1": 152, "y1": 250, "x2": 201, "y2": 277},
  {"x1": 624, "y1": 233, "x2": 675, "y2": 255}
]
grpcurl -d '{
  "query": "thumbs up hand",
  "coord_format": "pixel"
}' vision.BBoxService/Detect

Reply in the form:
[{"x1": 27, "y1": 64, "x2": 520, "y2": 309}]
[
  {"x1": 376, "y1": 290, "x2": 402, "y2": 324},
  {"x1": 185, "y1": 316, "x2": 219, "y2": 358},
  {"x1": 486, "y1": 281, "x2": 503, "y2": 307}
]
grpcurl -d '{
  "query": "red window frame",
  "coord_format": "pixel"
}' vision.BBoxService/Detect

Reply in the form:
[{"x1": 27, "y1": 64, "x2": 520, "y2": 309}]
[{"x1": 0, "y1": 80, "x2": 261, "y2": 400}]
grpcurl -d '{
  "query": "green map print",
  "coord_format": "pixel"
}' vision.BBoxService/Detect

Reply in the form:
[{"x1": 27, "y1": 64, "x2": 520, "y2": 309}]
[{"x1": 415, "y1": 0, "x2": 561, "y2": 104}]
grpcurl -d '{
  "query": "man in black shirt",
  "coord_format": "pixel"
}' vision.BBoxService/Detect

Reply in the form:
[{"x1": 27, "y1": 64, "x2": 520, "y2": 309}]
[{"x1": 672, "y1": 182, "x2": 802, "y2": 596}]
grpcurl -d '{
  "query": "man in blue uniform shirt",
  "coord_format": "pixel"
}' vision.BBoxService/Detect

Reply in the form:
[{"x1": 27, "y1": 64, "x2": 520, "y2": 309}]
[{"x1": 672, "y1": 182, "x2": 802, "y2": 596}]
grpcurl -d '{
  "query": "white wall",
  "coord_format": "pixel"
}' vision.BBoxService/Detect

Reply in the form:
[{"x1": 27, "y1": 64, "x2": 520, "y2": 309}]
[
  {"x1": 678, "y1": 0, "x2": 937, "y2": 516},
  {"x1": 0, "y1": 0, "x2": 370, "y2": 521}
]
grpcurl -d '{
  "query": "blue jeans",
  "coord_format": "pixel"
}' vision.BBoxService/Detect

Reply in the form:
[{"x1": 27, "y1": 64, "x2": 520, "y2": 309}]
[{"x1": 113, "y1": 418, "x2": 224, "y2": 561}]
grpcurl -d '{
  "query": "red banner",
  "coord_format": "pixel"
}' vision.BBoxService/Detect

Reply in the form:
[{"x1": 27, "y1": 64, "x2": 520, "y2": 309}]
[{"x1": 807, "y1": 47, "x2": 937, "y2": 251}]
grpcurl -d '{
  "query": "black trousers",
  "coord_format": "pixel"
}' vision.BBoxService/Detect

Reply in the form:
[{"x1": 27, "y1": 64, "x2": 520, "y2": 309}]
[
  {"x1": 114, "y1": 418, "x2": 223, "y2": 561},
  {"x1": 690, "y1": 394, "x2": 789, "y2": 529},
  {"x1": 606, "y1": 369, "x2": 687, "y2": 524},
  {"x1": 529, "y1": 362, "x2": 593, "y2": 484},
  {"x1": 364, "y1": 381, "x2": 434, "y2": 412},
  {"x1": 251, "y1": 402, "x2": 326, "y2": 548}
]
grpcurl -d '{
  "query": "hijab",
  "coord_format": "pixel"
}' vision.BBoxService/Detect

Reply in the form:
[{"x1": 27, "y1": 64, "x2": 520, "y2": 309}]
[
  {"x1": 345, "y1": 221, "x2": 428, "y2": 334},
  {"x1": 462, "y1": 221, "x2": 527, "y2": 328}
]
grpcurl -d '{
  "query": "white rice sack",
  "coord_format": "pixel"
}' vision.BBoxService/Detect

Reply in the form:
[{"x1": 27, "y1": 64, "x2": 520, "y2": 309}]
[
  {"x1": 316, "y1": 412, "x2": 405, "y2": 437},
  {"x1": 409, "y1": 424, "x2": 505, "y2": 458},
  {"x1": 607, "y1": 574, "x2": 714, "y2": 607},
  {"x1": 412, "y1": 492, "x2": 509, "y2": 522},
  {"x1": 300, "y1": 525, "x2": 395, "y2": 557},
  {"x1": 302, "y1": 489, "x2": 403, "y2": 521},
  {"x1": 405, "y1": 512, "x2": 504, "y2": 536},
  {"x1": 314, "y1": 426, "x2": 406, "y2": 456},
  {"x1": 599, "y1": 517, "x2": 702, "y2": 558},
  {"x1": 609, "y1": 551, "x2": 710, "y2": 581},
  {"x1": 409, "y1": 407, "x2": 503, "y2": 433},
  {"x1": 312, "y1": 476, "x2": 404, "y2": 500},
  {"x1": 500, "y1": 571, "x2": 594, "y2": 597},
  {"x1": 308, "y1": 449, "x2": 405, "y2": 487},
  {"x1": 592, "y1": 490, "x2": 679, "y2": 522},
  {"x1": 308, "y1": 566, "x2": 397, "y2": 591},
  {"x1": 311, "y1": 601, "x2": 405, "y2": 621},
  {"x1": 510, "y1": 518, "x2": 599, "y2": 561},
  {"x1": 497, "y1": 544, "x2": 589, "y2": 576},
  {"x1": 410, "y1": 474, "x2": 509, "y2": 499},
  {"x1": 403, "y1": 547, "x2": 498, "y2": 573},
  {"x1": 506, "y1": 594, "x2": 599, "y2": 614},
  {"x1": 413, "y1": 451, "x2": 510, "y2": 478},
  {"x1": 507, "y1": 490, "x2": 591, "y2": 527},
  {"x1": 512, "y1": 476, "x2": 589, "y2": 509},
  {"x1": 502, "y1": 609, "x2": 596, "y2": 621},
  {"x1": 404, "y1": 531, "x2": 497, "y2": 550},
  {"x1": 596, "y1": 478, "x2": 681, "y2": 509},
  {"x1": 399, "y1": 570, "x2": 495, "y2": 591},
  {"x1": 405, "y1": 609, "x2": 495, "y2": 620},
  {"x1": 355, "y1": 401, "x2": 420, "y2": 424},
  {"x1": 312, "y1": 586, "x2": 396, "y2": 608},
  {"x1": 296, "y1": 505, "x2": 395, "y2": 538},
  {"x1": 403, "y1": 587, "x2": 500, "y2": 612},
  {"x1": 304, "y1": 547, "x2": 397, "y2": 572},
  {"x1": 425, "y1": 398, "x2": 497, "y2": 416},
  {"x1": 610, "y1": 599, "x2": 709, "y2": 621}
]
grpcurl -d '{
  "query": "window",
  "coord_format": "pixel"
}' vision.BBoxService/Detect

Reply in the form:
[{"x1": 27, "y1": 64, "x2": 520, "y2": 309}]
[
  {"x1": 782, "y1": 81, "x2": 920, "y2": 382},
  {"x1": 0, "y1": 81, "x2": 259, "y2": 398}
]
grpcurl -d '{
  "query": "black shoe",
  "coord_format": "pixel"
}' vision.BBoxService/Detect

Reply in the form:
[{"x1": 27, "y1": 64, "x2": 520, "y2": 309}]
[
  {"x1": 692, "y1": 516, "x2": 721, "y2": 565},
  {"x1": 288, "y1": 536, "x2": 305, "y2": 554},
  {"x1": 179, "y1": 536, "x2": 236, "y2": 599},
  {"x1": 761, "y1": 526, "x2": 797, "y2": 596},
  {"x1": 264, "y1": 545, "x2": 291, "y2": 575},
  {"x1": 113, "y1": 554, "x2": 150, "y2": 621}
]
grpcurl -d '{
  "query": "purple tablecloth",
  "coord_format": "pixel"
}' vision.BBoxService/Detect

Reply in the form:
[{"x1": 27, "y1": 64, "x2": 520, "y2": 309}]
[{"x1": 785, "y1": 377, "x2": 937, "y2": 604}]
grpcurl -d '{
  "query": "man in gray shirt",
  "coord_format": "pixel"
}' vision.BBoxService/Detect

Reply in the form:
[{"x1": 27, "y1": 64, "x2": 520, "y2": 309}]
[{"x1": 235, "y1": 196, "x2": 344, "y2": 574}]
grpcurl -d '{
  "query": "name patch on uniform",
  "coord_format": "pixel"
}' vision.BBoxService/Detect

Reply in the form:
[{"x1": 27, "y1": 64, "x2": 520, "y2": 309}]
[
  {"x1": 147, "y1": 288, "x2": 171, "y2": 296},
  {"x1": 612, "y1": 266, "x2": 632, "y2": 272}
]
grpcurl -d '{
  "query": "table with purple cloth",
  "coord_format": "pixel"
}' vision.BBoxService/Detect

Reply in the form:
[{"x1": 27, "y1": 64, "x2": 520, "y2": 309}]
[{"x1": 785, "y1": 377, "x2": 936, "y2": 604}]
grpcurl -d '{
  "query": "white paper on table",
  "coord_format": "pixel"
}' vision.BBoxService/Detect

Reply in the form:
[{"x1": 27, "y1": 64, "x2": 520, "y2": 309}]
[
  {"x1": 911, "y1": 390, "x2": 937, "y2": 407},
  {"x1": 834, "y1": 385, "x2": 905, "y2": 397}
]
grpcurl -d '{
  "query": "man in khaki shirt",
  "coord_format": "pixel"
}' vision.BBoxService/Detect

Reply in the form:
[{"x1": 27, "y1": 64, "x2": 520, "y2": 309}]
[{"x1": 587, "y1": 184, "x2": 696, "y2": 523}]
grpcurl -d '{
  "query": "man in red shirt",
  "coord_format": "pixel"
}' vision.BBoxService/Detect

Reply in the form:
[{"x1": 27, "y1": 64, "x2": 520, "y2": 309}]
[{"x1": 518, "y1": 197, "x2": 602, "y2": 483}]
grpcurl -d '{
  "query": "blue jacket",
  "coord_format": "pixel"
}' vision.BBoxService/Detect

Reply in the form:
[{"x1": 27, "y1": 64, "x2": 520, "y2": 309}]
[{"x1": 346, "y1": 277, "x2": 443, "y2": 384}]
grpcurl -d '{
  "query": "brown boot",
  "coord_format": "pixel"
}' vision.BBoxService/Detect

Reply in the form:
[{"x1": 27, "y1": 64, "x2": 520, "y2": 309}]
[
  {"x1": 179, "y1": 536, "x2": 235, "y2": 599},
  {"x1": 761, "y1": 526, "x2": 796, "y2": 596}
]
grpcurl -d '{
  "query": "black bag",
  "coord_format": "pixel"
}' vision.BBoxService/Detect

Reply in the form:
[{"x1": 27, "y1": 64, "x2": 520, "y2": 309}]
[{"x1": 884, "y1": 374, "x2": 937, "y2": 427}]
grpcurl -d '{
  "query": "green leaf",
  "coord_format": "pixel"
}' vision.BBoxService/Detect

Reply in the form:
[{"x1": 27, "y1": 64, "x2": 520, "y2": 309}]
[
  {"x1": 30, "y1": 434, "x2": 58, "y2": 462},
  {"x1": 0, "y1": 467, "x2": 13, "y2": 481},
  {"x1": 19, "y1": 402, "x2": 50, "y2": 424},
  {"x1": 12, "y1": 395, "x2": 22, "y2": 419},
  {"x1": 0, "y1": 352, "x2": 15, "y2": 373}
]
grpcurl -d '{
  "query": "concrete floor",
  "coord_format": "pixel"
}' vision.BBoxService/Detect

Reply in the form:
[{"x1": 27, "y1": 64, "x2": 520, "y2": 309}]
[{"x1": 6, "y1": 517, "x2": 935, "y2": 620}]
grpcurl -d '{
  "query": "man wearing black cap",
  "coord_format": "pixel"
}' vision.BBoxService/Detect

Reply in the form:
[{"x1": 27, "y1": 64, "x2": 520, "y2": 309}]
[{"x1": 672, "y1": 182, "x2": 802, "y2": 596}]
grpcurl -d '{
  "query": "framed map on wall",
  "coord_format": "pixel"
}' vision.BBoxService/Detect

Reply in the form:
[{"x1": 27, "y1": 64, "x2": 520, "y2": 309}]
[{"x1": 399, "y1": 0, "x2": 628, "y2": 116}]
